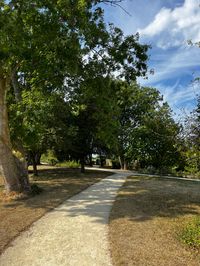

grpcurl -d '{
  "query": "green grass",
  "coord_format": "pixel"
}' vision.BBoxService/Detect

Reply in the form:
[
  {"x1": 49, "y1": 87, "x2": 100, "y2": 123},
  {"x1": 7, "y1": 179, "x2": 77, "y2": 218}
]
[{"x1": 179, "y1": 216, "x2": 200, "y2": 249}]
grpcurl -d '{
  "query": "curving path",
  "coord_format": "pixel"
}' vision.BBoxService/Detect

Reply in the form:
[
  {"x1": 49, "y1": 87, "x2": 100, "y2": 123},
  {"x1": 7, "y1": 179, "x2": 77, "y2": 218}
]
[{"x1": 0, "y1": 170, "x2": 130, "y2": 266}]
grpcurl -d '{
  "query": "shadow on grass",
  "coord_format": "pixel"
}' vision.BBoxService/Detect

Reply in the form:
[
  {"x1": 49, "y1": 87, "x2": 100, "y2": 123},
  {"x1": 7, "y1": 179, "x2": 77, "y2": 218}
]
[
  {"x1": 3, "y1": 172, "x2": 200, "y2": 226},
  {"x1": 109, "y1": 176, "x2": 200, "y2": 223},
  {"x1": 2, "y1": 168, "x2": 112, "y2": 211},
  {"x1": 3, "y1": 172, "x2": 128, "y2": 225}
]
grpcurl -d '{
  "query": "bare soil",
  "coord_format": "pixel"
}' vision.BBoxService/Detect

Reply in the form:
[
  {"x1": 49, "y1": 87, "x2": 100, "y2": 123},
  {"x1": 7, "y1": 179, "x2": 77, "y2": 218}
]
[
  {"x1": 109, "y1": 175, "x2": 200, "y2": 266},
  {"x1": 0, "y1": 166, "x2": 110, "y2": 254}
]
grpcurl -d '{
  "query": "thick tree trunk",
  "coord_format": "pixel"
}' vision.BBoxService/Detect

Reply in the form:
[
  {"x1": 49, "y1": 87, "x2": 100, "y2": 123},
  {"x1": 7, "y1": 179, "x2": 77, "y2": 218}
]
[{"x1": 0, "y1": 77, "x2": 21, "y2": 192}]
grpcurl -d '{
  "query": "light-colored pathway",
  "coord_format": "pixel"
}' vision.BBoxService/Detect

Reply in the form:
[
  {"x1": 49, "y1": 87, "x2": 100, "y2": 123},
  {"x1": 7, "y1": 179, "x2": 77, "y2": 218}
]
[{"x1": 0, "y1": 171, "x2": 130, "y2": 266}]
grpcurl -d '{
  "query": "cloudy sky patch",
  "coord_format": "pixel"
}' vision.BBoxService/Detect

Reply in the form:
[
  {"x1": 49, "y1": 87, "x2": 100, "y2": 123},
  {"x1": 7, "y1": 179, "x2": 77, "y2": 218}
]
[{"x1": 103, "y1": 0, "x2": 200, "y2": 117}]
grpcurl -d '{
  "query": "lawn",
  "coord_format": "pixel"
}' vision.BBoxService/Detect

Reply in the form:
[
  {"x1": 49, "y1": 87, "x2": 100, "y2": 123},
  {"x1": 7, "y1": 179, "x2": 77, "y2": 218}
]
[
  {"x1": 0, "y1": 166, "x2": 111, "y2": 254},
  {"x1": 109, "y1": 175, "x2": 200, "y2": 266}
]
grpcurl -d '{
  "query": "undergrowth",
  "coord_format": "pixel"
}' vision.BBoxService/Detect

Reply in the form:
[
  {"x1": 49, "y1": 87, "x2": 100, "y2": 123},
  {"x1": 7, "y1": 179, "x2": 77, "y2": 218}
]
[
  {"x1": 56, "y1": 161, "x2": 80, "y2": 168},
  {"x1": 179, "y1": 216, "x2": 200, "y2": 250}
]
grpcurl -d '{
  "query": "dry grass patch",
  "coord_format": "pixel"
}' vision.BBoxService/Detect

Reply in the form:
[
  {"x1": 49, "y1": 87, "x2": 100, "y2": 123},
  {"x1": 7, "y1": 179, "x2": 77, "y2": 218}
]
[
  {"x1": 109, "y1": 176, "x2": 200, "y2": 266},
  {"x1": 0, "y1": 166, "x2": 111, "y2": 254}
]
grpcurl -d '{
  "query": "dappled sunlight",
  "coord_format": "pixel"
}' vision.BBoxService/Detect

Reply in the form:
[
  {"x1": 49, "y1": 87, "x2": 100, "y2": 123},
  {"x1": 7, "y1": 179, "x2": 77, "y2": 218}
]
[
  {"x1": 111, "y1": 176, "x2": 200, "y2": 223},
  {"x1": 52, "y1": 173, "x2": 130, "y2": 225},
  {"x1": 0, "y1": 167, "x2": 111, "y2": 254},
  {"x1": 109, "y1": 175, "x2": 200, "y2": 266}
]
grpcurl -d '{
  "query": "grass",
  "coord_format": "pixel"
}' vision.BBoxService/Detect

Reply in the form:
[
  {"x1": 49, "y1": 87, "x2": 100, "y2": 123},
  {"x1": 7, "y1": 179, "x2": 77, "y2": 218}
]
[
  {"x1": 55, "y1": 160, "x2": 80, "y2": 168},
  {"x1": 109, "y1": 175, "x2": 200, "y2": 266},
  {"x1": 179, "y1": 216, "x2": 200, "y2": 249},
  {"x1": 0, "y1": 165, "x2": 111, "y2": 254}
]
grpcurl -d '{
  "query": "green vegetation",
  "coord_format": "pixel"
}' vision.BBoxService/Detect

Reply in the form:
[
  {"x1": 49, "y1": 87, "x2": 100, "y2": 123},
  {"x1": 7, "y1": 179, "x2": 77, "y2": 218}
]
[
  {"x1": 179, "y1": 216, "x2": 200, "y2": 249},
  {"x1": 0, "y1": 0, "x2": 199, "y2": 193},
  {"x1": 41, "y1": 151, "x2": 58, "y2": 166},
  {"x1": 56, "y1": 161, "x2": 80, "y2": 169}
]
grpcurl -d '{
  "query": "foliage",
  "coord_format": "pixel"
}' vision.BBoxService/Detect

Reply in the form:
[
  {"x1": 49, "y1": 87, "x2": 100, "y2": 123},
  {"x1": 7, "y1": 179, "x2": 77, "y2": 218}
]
[
  {"x1": 56, "y1": 161, "x2": 80, "y2": 168},
  {"x1": 41, "y1": 150, "x2": 58, "y2": 166},
  {"x1": 179, "y1": 216, "x2": 200, "y2": 249},
  {"x1": 182, "y1": 97, "x2": 200, "y2": 176},
  {"x1": 113, "y1": 82, "x2": 182, "y2": 170}
]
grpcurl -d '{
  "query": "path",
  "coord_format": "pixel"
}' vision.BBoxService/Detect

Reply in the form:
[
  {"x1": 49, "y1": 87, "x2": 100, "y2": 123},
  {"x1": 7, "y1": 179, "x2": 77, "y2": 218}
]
[{"x1": 0, "y1": 171, "x2": 130, "y2": 266}]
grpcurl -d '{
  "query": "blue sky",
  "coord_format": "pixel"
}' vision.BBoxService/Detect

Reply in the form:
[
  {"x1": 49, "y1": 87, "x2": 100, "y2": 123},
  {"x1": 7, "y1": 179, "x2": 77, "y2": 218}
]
[{"x1": 103, "y1": 0, "x2": 200, "y2": 118}]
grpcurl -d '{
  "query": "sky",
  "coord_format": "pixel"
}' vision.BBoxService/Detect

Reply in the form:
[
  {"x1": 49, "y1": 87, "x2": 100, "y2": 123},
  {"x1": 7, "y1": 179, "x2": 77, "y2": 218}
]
[{"x1": 103, "y1": 0, "x2": 200, "y2": 119}]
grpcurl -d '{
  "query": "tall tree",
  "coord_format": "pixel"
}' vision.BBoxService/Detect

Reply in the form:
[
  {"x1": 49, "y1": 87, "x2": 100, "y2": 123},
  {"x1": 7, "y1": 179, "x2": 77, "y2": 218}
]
[
  {"x1": 184, "y1": 97, "x2": 200, "y2": 174},
  {"x1": 113, "y1": 82, "x2": 181, "y2": 170},
  {"x1": 0, "y1": 0, "x2": 149, "y2": 191}
]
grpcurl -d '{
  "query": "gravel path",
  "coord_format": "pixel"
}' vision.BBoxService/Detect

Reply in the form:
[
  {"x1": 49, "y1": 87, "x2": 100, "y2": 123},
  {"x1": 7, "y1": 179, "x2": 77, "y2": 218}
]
[{"x1": 0, "y1": 171, "x2": 130, "y2": 266}]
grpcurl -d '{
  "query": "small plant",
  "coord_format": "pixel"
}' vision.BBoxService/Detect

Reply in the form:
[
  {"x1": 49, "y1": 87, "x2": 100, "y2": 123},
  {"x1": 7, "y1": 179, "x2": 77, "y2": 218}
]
[
  {"x1": 41, "y1": 150, "x2": 58, "y2": 166},
  {"x1": 179, "y1": 216, "x2": 200, "y2": 249},
  {"x1": 56, "y1": 161, "x2": 80, "y2": 168}
]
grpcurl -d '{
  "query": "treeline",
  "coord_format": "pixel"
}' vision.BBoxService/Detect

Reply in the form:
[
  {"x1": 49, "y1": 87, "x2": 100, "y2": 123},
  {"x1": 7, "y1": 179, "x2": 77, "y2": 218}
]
[
  {"x1": 10, "y1": 77, "x2": 200, "y2": 178},
  {"x1": 0, "y1": 1, "x2": 199, "y2": 193},
  {"x1": 8, "y1": 81, "x2": 182, "y2": 173}
]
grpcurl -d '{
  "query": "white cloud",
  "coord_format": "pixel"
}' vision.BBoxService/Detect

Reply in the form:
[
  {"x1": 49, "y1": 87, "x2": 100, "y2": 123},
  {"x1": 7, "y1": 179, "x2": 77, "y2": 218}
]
[
  {"x1": 139, "y1": 45, "x2": 200, "y2": 85},
  {"x1": 161, "y1": 81, "x2": 199, "y2": 119},
  {"x1": 139, "y1": 0, "x2": 200, "y2": 49}
]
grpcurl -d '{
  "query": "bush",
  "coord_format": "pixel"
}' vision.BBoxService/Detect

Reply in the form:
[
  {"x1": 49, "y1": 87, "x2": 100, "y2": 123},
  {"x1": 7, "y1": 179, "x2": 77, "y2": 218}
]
[
  {"x1": 41, "y1": 150, "x2": 58, "y2": 166},
  {"x1": 56, "y1": 161, "x2": 80, "y2": 168},
  {"x1": 179, "y1": 216, "x2": 200, "y2": 249},
  {"x1": 138, "y1": 166, "x2": 158, "y2": 175}
]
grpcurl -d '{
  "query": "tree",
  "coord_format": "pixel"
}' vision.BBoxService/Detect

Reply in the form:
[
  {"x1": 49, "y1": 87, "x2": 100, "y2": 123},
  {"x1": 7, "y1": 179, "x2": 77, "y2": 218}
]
[
  {"x1": 8, "y1": 88, "x2": 71, "y2": 176},
  {"x1": 113, "y1": 82, "x2": 181, "y2": 170},
  {"x1": 1, "y1": 0, "x2": 137, "y2": 192},
  {"x1": 183, "y1": 97, "x2": 200, "y2": 174},
  {"x1": 54, "y1": 20, "x2": 150, "y2": 172},
  {"x1": 0, "y1": 0, "x2": 81, "y2": 191},
  {"x1": 132, "y1": 103, "x2": 181, "y2": 170}
]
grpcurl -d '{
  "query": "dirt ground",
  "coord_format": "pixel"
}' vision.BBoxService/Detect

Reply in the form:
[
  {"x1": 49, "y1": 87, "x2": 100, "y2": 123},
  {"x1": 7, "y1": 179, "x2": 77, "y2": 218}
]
[
  {"x1": 109, "y1": 175, "x2": 200, "y2": 266},
  {"x1": 0, "y1": 166, "x2": 110, "y2": 254}
]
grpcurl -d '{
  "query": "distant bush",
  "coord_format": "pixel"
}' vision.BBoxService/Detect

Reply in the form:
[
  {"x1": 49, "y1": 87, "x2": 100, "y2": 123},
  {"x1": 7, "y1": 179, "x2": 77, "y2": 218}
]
[
  {"x1": 41, "y1": 150, "x2": 58, "y2": 166},
  {"x1": 56, "y1": 161, "x2": 80, "y2": 168},
  {"x1": 179, "y1": 216, "x2": 200, "y2": 249},
  {"x1": 138, "y1": 166, "x2": 158, "y2": 175}
]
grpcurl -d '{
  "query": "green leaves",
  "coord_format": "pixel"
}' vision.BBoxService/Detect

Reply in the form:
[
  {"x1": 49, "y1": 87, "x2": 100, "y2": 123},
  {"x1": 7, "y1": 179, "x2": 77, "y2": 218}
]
[{"x1": 114, "y1": 82, "x2": 181, "y2": 169}]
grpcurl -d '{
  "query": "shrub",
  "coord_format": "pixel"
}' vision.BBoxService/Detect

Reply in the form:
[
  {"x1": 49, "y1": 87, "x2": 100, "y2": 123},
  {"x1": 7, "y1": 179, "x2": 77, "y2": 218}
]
[
  {"x1": 56, "y1": 161, "x2": 80, "y2": 168},
  {"x1": 41, "y1": 150, "x2": 58, "y2": 166}
]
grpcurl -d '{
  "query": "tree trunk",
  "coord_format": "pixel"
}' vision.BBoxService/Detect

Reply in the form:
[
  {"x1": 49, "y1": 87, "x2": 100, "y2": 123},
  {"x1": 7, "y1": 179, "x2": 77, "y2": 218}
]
[
  {"x1": 80, "y1": 157, "x2": 85, "y2": 173},
  {"x1": 118, "y1": 155, "x2": 124, "y2": 170},
  {"x1": 11, "y1": 68, "x2": 22, "y2": 102},
  {"x1": 11, "y1": 69, "x2": 31, "y2": 191},
  {"x1": 124, "y1": 160, "x2": 128, "y2": 170},
  {"x1": 35, "y1": 152, "x2": 41, "y2": 165},
  {"x1": 89, "y1": 154, "x2": 93, "y2": 167},
  {"x1": 0, "y1": 77, "x2": 21, "y2": 192},
  {"x1": 31, "y1": 152, "x2": 38, "y2": 176}
]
